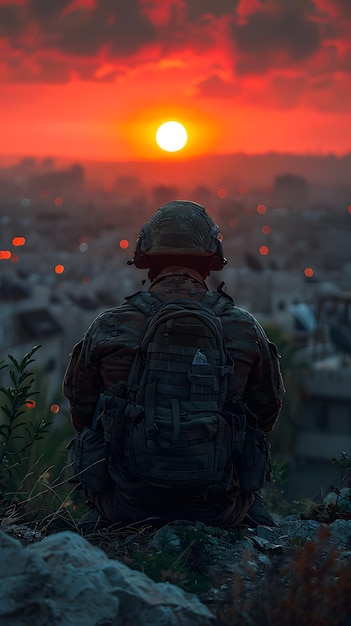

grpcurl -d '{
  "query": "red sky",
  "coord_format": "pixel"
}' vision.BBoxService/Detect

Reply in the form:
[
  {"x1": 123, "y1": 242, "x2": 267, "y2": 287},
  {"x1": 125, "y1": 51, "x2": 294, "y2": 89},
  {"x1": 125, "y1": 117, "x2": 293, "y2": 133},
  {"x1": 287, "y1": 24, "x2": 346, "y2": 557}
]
[{"x1": 1, "y1": 0, "x2": 351, "y2": 163}]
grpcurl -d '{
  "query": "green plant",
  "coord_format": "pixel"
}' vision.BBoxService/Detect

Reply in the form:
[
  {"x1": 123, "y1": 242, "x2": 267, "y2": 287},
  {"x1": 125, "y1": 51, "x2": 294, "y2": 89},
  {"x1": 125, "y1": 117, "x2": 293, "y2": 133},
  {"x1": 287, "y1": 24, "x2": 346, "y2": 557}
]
[
  {"x1": 0, "y1": 346, "x2": 81, "y2": 530},
  {"x1": 0, "y1": 346, "x2": 50, "y2": 490},
  {"x1": 132, "y1": 526, "x2": 212, "y2": 594},
  {"x1": 263, "y1": 458, "x2": 298, "y2": 517}
]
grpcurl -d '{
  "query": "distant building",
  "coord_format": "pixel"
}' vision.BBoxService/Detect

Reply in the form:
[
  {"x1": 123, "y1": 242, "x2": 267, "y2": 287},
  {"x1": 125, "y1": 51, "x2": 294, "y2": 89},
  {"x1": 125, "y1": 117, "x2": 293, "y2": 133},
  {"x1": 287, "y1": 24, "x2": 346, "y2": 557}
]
[
  {"x1": 287, "y1": 292, "x2": 351, "y2": 499},
  {"x1": 0, "y1": 288, "x2": 64, "y2": 398},
  {"x1": 272, "y1": 173, "x2": 308, "y2": 210},
  {"x1": 28, "y1": 164, "x2": 85, "y2": 199}
]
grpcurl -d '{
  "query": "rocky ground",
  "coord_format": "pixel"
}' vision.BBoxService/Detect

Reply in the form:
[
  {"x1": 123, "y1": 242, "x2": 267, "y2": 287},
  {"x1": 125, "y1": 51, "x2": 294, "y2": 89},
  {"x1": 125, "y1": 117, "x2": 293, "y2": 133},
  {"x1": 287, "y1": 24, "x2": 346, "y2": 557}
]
[{"x1": 1, "y1": 504, "x2": 351, "y2": 625}]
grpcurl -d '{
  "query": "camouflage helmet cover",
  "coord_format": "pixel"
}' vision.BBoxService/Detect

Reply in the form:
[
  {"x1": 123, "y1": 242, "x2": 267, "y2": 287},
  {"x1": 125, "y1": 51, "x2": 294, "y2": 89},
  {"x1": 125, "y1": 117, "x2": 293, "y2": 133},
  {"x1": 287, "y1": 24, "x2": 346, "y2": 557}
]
[{"x1": 133, "y1": 200, "x2": 226, "y2": 271}]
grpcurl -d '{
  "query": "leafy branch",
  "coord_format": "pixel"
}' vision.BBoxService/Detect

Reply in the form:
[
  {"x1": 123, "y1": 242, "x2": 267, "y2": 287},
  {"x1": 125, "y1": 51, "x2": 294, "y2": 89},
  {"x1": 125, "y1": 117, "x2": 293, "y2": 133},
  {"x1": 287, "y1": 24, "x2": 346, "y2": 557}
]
[{"x1": 0, "y1": 346, "x2": 52, "y2": 487}]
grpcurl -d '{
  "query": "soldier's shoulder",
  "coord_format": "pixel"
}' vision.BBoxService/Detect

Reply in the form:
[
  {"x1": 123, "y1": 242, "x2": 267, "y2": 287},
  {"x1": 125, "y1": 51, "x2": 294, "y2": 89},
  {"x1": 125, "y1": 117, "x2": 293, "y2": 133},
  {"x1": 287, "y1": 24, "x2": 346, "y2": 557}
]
[
  {"x1": 222, "y1": 302, "x2": 259, "y2": 325},
  {"x1": 88, "y1": 298, "x2": 144, "y2": 331}
]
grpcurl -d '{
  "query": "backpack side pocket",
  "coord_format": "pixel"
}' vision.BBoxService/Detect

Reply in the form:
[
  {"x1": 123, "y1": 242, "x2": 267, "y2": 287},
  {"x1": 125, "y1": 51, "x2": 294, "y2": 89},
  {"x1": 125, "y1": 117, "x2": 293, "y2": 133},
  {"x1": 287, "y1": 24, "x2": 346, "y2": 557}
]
[
  {"x1": 234, "y1": 426, "x2": 272, "y2": 494},
  {"x1": 67, "y1": 427, "x2": 110, "y2": 492}
]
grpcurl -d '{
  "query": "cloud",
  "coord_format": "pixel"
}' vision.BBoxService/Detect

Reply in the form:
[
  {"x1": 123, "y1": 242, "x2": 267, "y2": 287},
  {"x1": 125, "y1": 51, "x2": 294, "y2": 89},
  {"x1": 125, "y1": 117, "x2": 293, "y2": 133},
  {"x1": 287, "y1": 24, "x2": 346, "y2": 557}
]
[
  {"x1": 196, "y1": 74, "x2": 242, "y2": 99},
  {"x1": 58, "y1": 0, "x2": 157, "y2": 57},
  {"x1": 184, "y1": 0, "x2": 235, "y2": 20},
  {"x1": 0, "y1": 0, "x2": 158, "y2": 83},
  {"x1": 232, "y1": 5, "x2": 321, "y2": 74},
  {"x1": 0, "y1": 0, "x2": 350, "y2": 118},
  {"x1": 0, "y1": 3, "x2": 24, "y2": 38}
]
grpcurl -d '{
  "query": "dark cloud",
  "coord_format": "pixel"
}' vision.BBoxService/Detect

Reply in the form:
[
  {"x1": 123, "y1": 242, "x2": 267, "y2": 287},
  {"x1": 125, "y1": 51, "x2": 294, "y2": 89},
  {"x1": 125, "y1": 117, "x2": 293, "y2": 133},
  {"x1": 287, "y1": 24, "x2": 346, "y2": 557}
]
[
  {"x1": 27, "y1": 0, "x2": 71, "y2": 21},
  {"x1": 0, "y1": 4, "x2": 24, "y2": 37},
  {"x1": 185, "y1": 0, "x2": 238, "y2": 20},
  {"x1": 58, "y1": 0, "x2": 157, "y2": 57},
  {"x1": 0, "y1": 0, "x2": 158, "y2": 56},
  {"x1": 315, "y1": 0, "x2": 351, "y2": 19},
  {"x1": 0, "y1": 0, "x2": 158, "y2": 82},
  {"x1": 232, "y1": 7, "x2": 321, "y2": 74},
  {"x1": 0, "y1": 0, "x2": 349, "y2": 88}
]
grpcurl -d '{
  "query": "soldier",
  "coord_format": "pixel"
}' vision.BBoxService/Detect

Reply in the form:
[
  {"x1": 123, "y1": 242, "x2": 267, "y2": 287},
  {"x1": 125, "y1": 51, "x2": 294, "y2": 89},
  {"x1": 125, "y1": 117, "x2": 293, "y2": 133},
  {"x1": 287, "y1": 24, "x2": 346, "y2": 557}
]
[{"x1": 63, "y1": 201, "x2": 285, "y2": 534}]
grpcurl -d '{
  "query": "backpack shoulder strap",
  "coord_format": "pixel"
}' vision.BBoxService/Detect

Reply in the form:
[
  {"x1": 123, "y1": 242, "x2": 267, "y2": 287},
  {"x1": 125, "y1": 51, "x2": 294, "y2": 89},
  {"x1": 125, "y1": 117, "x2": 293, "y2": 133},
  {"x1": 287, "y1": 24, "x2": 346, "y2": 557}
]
[
  {"x1": 202, "y1": 291, "x2": 232, "y2": 317},
  {"x1": 125, "y1": 291, "x2": 161, "y2": 316}
]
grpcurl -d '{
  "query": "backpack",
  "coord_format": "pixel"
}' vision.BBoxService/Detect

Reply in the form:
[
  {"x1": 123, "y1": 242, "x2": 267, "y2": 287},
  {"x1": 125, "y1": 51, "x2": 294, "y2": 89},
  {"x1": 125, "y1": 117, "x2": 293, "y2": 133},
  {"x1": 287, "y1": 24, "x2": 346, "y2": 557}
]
[{"x1": 105, "y1": 290, "x2": 246, "y2": 493}]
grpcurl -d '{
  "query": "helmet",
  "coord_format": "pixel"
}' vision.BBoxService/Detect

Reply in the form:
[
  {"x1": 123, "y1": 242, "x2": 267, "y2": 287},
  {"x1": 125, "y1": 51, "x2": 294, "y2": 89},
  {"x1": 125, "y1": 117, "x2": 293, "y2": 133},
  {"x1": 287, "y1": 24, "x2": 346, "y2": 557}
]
[{"x1": 133, "y1": 200, "x2": 227, "y2": 271}]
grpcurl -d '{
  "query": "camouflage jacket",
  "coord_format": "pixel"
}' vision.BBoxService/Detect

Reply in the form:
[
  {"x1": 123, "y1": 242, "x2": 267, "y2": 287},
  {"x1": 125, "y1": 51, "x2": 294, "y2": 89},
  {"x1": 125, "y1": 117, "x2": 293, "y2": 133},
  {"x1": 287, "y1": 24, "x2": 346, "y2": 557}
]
[{"x1": 63, "y1": 267, "x2": 285, "y2": 433}]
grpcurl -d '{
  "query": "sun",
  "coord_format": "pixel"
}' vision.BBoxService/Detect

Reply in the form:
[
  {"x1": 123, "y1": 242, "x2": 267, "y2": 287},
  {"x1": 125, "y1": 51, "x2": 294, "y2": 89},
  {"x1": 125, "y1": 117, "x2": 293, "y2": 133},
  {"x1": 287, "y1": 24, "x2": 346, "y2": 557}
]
[{"x1": 156, "y1": 121, "x2": 188, "y2": 152}]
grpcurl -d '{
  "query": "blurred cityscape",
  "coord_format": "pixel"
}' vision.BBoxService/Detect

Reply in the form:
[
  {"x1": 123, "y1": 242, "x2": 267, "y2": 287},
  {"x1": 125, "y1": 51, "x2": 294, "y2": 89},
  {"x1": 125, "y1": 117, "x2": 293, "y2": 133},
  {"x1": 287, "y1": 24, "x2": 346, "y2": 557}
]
[{"x1": 0, "y1": 155, "x2": 350, "y2": 502}]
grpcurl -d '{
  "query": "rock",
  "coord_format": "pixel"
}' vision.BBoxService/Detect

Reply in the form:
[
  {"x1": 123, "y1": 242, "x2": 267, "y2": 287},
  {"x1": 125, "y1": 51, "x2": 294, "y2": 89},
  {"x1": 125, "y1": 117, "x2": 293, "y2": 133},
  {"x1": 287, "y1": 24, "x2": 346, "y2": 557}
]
[
  {"x1": 328, "y1": 519, "x2": 351, "y2": 550},
  {"x1": 323, "y1": 489, "x2": 351, "y2": 513},
  {"x1": 277, "y1": 515, "x2": 351, "y2": 550},
  {"x1": 0, "y1": 530, "x2": 214, "y2": 626},
  {"x1": 324, "y1": 492, "x2": 339, "y2": 506},
  {"x1": 1, "y1": 515, "x2": 351, "y2": 625}
]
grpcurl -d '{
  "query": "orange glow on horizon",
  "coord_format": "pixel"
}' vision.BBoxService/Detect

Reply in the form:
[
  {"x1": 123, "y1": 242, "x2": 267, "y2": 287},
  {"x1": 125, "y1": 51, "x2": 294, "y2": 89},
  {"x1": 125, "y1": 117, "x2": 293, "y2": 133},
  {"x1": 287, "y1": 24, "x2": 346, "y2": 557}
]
[{"x1": 2, "y1": 83, "x2": 349, "y2": 161}]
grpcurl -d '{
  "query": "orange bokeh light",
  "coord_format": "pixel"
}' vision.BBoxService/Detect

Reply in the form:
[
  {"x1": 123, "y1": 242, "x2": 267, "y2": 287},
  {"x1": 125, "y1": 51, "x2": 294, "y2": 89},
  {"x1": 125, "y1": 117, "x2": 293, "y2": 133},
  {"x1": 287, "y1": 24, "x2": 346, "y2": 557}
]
[
  {"x1": 257, "y1": 204, "x2": 267, "y2": 215},
  {"x1": 217, "y1": 188, "x2": 227, "y2": 199},
  {"x1": 259, "y1": 245, "x2": 269, "y2": 255},
  {"x1": 119, "y1": 239, "x2": 129, "y2": 249},
  {"x1": 262, "y1": 225, "x2": 271, "y2": 235},
  {"x1": 238, "y1": 185, "x2": 248, "y2": 195},
  {"x1": 229, "y1": 218, "x2": 238, "y2": 228},
  {"x1": 55, "y1": 264, "x2": 65, "y2": 274},
  {"x1": 12, "y1": 236, "x2": 26, "y2": 246},
  {"x1": 50, "y1": 404, "x2": 60, "y2": 414},
  {"x1": 348, "y1": 205, "x2": 351, "y2": 214},
  {"x1": 25, "y1": 399, "x2": 36, "y2": 409},
  {"x1": 304, "y1": 267, "x2": 314, "y2": 277},
  {"x1": 54, "y1": 196, "x2": 64, "y2": 206},
  {"x1": 0, "y1": 250, "x2": 11, "y2": 260},
  {"x1": 11, "y1": 254, "x2": 19, "y2": 263}
]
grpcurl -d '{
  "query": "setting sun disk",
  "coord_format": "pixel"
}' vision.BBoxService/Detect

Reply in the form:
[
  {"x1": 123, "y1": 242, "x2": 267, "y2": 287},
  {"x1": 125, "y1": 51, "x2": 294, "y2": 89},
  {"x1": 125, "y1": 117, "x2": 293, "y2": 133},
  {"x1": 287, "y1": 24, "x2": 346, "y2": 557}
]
[{"x1": 156, "y1": 121, "x2": 188, "y2": 152}]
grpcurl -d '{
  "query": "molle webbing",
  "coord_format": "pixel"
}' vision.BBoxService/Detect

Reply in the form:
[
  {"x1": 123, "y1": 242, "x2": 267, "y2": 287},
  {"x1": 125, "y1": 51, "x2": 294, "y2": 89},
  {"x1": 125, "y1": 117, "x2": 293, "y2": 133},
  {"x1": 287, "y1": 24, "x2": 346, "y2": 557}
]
[{"x1": 119, "y1": 289, "x2": 236, "y2": 489}]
